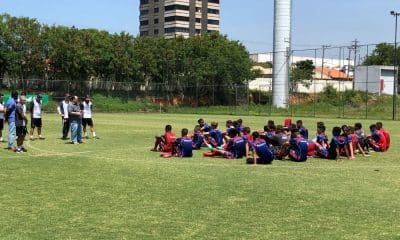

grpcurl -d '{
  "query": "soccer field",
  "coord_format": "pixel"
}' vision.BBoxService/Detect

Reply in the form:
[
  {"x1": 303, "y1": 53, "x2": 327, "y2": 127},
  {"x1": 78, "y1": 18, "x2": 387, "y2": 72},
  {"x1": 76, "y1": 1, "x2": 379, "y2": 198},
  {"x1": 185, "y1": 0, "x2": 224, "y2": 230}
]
[{"x1": 0, "y1": 113, "x2": 399, "y2": 239}]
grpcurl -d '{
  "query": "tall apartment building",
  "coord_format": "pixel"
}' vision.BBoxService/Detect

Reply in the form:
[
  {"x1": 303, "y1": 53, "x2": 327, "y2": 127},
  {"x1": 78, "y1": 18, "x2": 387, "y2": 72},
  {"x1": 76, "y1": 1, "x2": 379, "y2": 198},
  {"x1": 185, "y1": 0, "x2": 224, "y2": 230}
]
[{"x1": 139, "y1": 0, "x2": 220, "y2": 38}]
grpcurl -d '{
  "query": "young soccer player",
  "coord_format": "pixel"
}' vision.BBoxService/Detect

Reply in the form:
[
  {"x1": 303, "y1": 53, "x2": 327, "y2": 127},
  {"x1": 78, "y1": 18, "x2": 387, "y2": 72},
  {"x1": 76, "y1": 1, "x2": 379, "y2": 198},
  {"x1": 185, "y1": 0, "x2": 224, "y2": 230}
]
[
  {"x1": 152, "y1": 124, "x2": 176, "y2": 153},
  {"x1": 192, "y1": 125, "x2": 204, "y2": 150},
  {"x1": 209, "y1": 121, "x2": 223, "y2": 147},
  {"x1": 246, "y1": 131, "x2": 274, "y2": 165},
  {"x1": 354, "y1": 122, "x2": 368, "y2": 153},
  {"x1": 317, "y1": 126, "x2": 346, "y2": 162},
  {"x1": 198, "y1": 118, "x2": 211, "y2": 133},
  {"x1": 174, "y1": 128, "x2": 193, "y2": 158},
  {"x1": 376, "y1": 122, "x2": 390, "y2": 150},
  {"x1": 366, "y1": 124, "x2": 387, "y2": 152},
  {"x1": 288, "y1": 129, "x2": 309, "y2": 162},
  {"x1": 203, "y1": 128, "x2": 246, "y2": 159},
  {"x1": 341, "y1": 125, "x2": 355, "y2": 160},
  {"x1": 296, "y1": 120, "x2": 309, "y2": 139},
  {"x1": 349, "y1": 126, "x2": 368, "y2": 157}
]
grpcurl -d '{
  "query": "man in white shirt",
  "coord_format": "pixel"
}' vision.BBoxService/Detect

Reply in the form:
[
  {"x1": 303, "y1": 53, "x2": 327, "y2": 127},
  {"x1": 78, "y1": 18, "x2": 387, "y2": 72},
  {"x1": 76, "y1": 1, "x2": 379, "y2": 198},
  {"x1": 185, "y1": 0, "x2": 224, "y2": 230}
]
[
  {"x1": 81, "y1": 95, "x2": 98, "y2": 139},
  {"x1": 29, "y1": 94, "x2": 44, "y2": 140},
  {"x1": 57, "y1": 93, "x2": 70, "y2": 140}
]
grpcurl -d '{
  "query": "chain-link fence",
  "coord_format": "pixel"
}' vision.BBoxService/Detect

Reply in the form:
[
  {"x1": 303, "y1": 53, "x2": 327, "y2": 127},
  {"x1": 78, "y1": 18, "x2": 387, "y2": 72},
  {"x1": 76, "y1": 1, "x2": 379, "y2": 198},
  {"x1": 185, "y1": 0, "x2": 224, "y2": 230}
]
[{"x1": 0, "y1": 77, "x2": 398, "y2": 120}]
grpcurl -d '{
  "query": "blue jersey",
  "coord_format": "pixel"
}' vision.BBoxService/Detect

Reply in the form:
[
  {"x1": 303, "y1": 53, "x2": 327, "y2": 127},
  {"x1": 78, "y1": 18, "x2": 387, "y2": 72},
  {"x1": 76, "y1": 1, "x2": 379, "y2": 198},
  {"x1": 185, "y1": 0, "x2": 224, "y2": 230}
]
[
  {"x1": 201, "y1": 123, "x2": 212, "y2": 133},
  {"x1": 254, "y1": 139, "x2": 274, "y2": 163},
  {"x1": 176, "y1": 136, "x2": 193, "y2": 157},
  {"x1": 210, "y1": 129, "x2": 223, "y2": 146},
  {"x1": 289, "y1": 136, "x2": 309, "y2": 161},
  {"x1": 227, "y1": 136, "x2": 246, "y2": 159},
  {"x1": 192, "y1": 131, "x2": 204, "y2": 149},
  {"x1": 299, "y1": 127, "x2": 309, "y2": 139},
  {"x1": 341, "y1": 133, "x2": 352, "y2": 143},
  {"x1": 316, "y1": 133, "x2": 328, "y2": 145}
]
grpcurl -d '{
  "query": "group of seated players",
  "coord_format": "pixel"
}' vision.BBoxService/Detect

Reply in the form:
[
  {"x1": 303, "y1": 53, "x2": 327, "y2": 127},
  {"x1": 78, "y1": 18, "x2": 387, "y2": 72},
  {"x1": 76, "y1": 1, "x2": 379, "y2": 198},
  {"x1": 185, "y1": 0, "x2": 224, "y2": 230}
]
[{"x1": 151, "y1": 118, "x2": 391, "y2": 165}]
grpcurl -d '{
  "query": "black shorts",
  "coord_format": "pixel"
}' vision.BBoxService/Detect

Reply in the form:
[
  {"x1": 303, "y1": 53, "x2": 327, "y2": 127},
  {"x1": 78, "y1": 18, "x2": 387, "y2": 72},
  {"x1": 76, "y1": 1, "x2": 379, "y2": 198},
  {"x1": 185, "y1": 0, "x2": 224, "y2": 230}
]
[
  {"x1": 16, "y1": 126, "x2": 27, "y2": 137},
  {"x1": 0, "y1": 119, "x2": 3, "y2": 131},
  {"x1": 82, "y1": 118, "x2": 93, "y2": 127},
  {"x1": 31, "y1": 118, "x2": 42, "y2": 128}
]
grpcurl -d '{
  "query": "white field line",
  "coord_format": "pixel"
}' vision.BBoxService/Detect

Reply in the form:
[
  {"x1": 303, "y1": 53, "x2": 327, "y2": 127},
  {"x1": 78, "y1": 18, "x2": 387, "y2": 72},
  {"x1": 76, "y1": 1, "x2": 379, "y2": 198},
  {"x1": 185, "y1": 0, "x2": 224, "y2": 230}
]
[{"x1": 15, "y1": 141, "x2": 400, "y2": 170}]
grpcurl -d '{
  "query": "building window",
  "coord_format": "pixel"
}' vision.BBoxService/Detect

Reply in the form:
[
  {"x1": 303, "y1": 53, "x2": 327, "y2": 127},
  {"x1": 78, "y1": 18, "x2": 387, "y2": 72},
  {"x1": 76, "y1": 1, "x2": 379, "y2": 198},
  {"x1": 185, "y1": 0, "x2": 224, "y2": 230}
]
[
  {"x1": 207, "y1": 19, "x2": 219, "y2": 25},
  {"x1": 196, "y1": 18, "x2": 201, "y2": 23},
  {"x1": 165, "y1": 27, "x2": 189, "y2": 33},
  {"x1": 140, "y1": 0, "x2": 149, "y2": 4},
  {"x1": 154, "y1": 7, "x2": 159, "y2": 13},
  {"x1": 140, "y1": 31, "x2": 149, "y2": 36},
  {"x1": 140, "y1": 20, "x2": 149, "y2": 26},
  {"x1": 195, "y1": 7, "x2": 201, "y2": 13},
  {"x1": 165, "y1": 16, "x2": 190, "y2": 22},
  {"x1": 208, "y1": 0, "x2": 219, "y2": 3},
  {"x1": 207, "y1": 8, "x2": 219, "y2": 14},
  {"x1": 154, "y1": 18, "x2": 159, "y2": 24},
  {"x1": 140, "y1": 9, "x2": 149, "y2": 15},
  {"x1": 154, "y1": 29, "x2": 159, "y2": 35},
  {"x1": 165, "y1": 5, "x2": 190, "y2": 11}
]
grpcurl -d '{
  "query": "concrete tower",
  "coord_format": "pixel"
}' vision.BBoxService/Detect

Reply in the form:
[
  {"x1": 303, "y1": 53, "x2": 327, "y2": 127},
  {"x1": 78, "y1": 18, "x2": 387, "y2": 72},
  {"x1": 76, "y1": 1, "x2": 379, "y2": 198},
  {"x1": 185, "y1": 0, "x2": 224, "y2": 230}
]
[{"x1": 272, "y1": 0, "x2": 292, "y2": 108}]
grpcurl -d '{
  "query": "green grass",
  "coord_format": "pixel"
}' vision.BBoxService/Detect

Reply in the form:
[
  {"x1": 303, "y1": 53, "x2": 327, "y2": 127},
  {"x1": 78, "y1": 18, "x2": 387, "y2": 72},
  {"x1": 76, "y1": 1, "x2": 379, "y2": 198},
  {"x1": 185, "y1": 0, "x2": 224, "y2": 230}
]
[{"x1": 0, "y1": 113, "x2": 399, "y2": 239}]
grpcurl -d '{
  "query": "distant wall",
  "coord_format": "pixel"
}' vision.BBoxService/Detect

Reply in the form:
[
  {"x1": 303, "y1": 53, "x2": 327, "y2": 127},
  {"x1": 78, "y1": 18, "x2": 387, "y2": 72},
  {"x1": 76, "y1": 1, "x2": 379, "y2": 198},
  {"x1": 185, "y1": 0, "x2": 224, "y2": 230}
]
[{"x1": 249, "y1": 78, "x2": 353, "y2": 93}]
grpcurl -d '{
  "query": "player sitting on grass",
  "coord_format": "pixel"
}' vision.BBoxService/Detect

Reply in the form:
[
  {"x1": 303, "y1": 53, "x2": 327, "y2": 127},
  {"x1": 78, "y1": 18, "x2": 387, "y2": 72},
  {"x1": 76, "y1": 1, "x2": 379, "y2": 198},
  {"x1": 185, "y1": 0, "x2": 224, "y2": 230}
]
[
  {"x1": 208, "y1": 121, "x2": 223, "y2": 147},
  {"x1": 203, "y1": 128, "x2": 246, "y2": 159},
  {"x1": 354, "y1": 122, "x2": 369, "y2": 153},
  {"x1": 316, "y1": 126, "x2": 344, "y2": 162},
  {"x1": 349, "y1": 126, "x2": 368, "y2": 157},
  {"x1": 366, "y1": 124, "x2": 387, "y2": 152},
  {"x1": 152, "y1": 124, "x2": 176, "y2": 153},
  {"x1": 172, "y1": 128, "x2": 193, "y2": 158},
  {"x1": 376, "y1": 122, "x2": 390, "y2": 151},
  {"x1": 288, "y1": 128, "x2": 309, "y2": 162},
  {"x1": 296, "y1": 119, "x2": 309, "y2": 139},
  {"x1": 246, "y1": 131, "x2": 274, "y2": 165},
  {"x1": 341, "y1": 125, "x2": 355, "y2": 160},
  {"x1": 192, "y1": 125, "x2": 204, "y2": 150}
]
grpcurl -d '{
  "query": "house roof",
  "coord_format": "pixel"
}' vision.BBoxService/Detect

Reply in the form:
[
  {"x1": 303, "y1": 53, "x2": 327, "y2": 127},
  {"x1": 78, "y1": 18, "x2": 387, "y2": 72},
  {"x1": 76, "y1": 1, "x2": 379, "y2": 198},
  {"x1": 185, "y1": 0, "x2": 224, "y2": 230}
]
[{"x1": 314, "y1": 67, "x2": 352, "y2": 80}]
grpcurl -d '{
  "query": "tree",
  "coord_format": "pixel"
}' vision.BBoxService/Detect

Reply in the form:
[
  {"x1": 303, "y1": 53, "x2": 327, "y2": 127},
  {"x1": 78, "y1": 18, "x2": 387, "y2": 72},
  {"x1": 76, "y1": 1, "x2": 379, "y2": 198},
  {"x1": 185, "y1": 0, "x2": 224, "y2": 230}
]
[
  {"x1": 363, "y1": 43, "x2": 400, "y2": 66},
  {"x1": 291, "y1": 59, "x2": 314, "y2": 92}
]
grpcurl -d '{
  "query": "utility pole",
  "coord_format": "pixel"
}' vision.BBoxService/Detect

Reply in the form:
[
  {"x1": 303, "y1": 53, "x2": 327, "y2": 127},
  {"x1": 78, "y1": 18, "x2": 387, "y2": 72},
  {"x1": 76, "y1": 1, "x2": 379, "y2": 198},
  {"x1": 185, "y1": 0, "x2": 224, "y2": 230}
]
[
  {"x1": 320, "y1": 45, "x2": 330, "y2": 80},
  {"x1": 351, "y1": 39, "x2": 359, "y2": 90}
]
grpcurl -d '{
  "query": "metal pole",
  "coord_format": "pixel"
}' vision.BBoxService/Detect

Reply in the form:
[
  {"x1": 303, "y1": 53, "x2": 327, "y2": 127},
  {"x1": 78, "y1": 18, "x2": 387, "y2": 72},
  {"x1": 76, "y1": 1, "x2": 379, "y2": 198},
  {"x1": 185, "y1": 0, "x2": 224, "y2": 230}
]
[
  {"x1": 365, "y1": 44, "x2": 369, "y2": 119},
  {"x1": 314, "y1": 48, "x2": 317, "y2": 117},
  {"x1": 392, "y1": 12, "x2": 399, "y2": 120}
]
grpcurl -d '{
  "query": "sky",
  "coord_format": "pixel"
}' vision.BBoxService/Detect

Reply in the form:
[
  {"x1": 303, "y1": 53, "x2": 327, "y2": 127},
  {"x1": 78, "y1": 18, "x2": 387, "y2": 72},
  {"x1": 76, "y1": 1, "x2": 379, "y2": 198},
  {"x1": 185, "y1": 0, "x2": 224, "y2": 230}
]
[{"x1": 2, "y1": 0, "x2": 400, "y2": 54}]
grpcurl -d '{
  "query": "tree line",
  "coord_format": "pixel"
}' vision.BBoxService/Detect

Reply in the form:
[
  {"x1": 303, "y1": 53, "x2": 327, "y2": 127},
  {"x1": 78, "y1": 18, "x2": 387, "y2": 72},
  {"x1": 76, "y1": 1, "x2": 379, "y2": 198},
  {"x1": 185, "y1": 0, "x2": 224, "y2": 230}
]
[{"x1": 0, "y1": 14, "x2": 256, "y2": 105}]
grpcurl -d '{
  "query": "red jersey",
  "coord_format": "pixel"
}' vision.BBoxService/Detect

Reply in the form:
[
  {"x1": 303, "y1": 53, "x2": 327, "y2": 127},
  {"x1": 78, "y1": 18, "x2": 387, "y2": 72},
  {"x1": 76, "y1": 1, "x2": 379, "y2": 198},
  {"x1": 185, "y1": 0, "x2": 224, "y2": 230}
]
[
  {"x1": 162, "y1": 131, "x2": 176, "y2": 152},
  {"x1": 381, "y1": 128, "x2": 390, "y2": 150}
]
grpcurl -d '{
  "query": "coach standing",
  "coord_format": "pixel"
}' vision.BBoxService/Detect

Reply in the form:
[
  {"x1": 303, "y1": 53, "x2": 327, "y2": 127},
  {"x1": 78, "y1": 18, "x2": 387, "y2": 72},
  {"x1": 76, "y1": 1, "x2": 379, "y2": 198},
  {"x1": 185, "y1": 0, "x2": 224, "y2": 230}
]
[
  {"x1": 5, "y1": 91, "x2": 18, "y2": 151},
  {"x1": 68, "y1": 95, "x2": 83, "y2": 144}
]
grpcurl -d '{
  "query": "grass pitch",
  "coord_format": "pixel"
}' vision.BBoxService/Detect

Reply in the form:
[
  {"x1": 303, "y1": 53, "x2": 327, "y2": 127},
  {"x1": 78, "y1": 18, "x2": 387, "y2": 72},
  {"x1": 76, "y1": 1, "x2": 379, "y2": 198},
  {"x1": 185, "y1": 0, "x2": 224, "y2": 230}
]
[{"x1": 0, "y1": 113, "x2": 399, "y2": 239}]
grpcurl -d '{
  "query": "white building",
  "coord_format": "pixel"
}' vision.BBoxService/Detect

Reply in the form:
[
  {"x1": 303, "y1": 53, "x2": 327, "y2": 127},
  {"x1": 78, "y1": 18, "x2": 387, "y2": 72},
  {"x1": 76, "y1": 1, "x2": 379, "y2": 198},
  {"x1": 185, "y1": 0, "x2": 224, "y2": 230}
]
[
  {"x1": 250, "y1": 53, "x2": 343, "y2": 68},
  {"x1": 354, "y1": 66, "x2": 397, "y2": 95}
]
